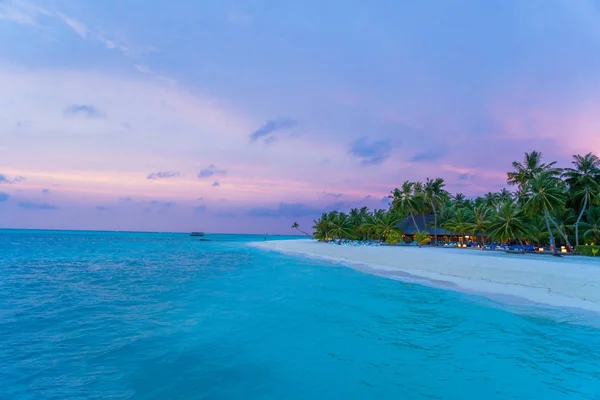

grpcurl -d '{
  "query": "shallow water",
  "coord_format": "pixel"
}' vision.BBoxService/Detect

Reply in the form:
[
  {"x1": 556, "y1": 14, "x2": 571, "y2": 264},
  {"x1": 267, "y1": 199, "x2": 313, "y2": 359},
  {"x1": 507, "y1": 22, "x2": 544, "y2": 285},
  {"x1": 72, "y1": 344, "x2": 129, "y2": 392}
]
[{"x1": 1, "y1": 230, "x2": 599, "y2": 399}]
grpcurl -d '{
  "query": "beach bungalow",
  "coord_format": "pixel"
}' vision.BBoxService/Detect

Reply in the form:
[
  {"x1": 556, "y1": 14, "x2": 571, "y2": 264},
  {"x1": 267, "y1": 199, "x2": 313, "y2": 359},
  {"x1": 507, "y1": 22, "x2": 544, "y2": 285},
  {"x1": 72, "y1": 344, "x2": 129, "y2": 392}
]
[{"x1": 397, "y1": 214, "x2": 461, "y2": 244}]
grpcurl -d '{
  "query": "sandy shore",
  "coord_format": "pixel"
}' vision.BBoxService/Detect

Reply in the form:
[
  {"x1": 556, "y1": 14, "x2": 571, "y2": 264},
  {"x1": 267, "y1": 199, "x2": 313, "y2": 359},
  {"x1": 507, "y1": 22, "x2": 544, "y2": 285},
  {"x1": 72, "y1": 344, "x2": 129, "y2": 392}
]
[{"x1": 253, "y1": 239, "x2": 600, "y2": 314}]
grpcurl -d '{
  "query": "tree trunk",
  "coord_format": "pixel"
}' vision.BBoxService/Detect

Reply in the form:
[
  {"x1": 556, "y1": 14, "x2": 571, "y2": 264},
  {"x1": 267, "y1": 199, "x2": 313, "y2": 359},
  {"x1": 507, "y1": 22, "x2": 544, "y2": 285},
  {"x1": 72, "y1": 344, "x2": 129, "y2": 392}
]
[
  {"x1": 431, "y1": 200, "x2": 438, "y2": 246},
  {"x1": 543, "y1": 208, "x2": 556, "y2": 253},
  {"x1": 410, "y1": 212, "x2": 420, "y2": 233},
  {"x1": 575, "y1": 187, "x2": 588, "y2": 247},
  {"x1": 480, "y1": 232, "x2": 485, "y2": 249},
  {"x1": 550, "y1": 217, "x2": 572, "y2": 252},
  {"x1": 295, "y1": 227, "x2": 310, "y2": 236}
]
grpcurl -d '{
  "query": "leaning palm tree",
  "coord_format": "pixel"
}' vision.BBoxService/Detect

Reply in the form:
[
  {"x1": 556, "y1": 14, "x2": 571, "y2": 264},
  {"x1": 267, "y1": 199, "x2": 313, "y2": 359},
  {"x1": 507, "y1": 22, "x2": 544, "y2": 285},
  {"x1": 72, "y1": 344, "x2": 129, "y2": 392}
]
[
  {"x1": 580, "y1": 206, "x2": 600, "y2": 245},
  {"x1": 424, "y1": 177, "x2": 449, "y2": 246},
  {"x1": 487, "y1": 200, "x2": 528, "y2": 252},
  {"x1": 550, "y1": 208, "x2": 575, "y2": 249},
  {"x1": 524, "y1": 172, "x2": 567, "y2": 253},
  {"x1": 562, "y1": 153, "x2": 600, "y2": 246},
  {"x1": 291, "y1": 222, "x2": 310, "y2": 236},
  {"x1": 525, "y1": 215, "x2": 549, "y2": 247}
]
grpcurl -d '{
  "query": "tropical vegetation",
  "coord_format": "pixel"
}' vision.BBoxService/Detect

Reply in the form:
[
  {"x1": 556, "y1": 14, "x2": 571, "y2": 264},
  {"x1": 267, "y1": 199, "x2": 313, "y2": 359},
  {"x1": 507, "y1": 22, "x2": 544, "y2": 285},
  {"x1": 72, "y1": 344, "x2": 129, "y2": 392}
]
[{"x1": 310, "y1": 151, "x2": 600, "y2": 255}]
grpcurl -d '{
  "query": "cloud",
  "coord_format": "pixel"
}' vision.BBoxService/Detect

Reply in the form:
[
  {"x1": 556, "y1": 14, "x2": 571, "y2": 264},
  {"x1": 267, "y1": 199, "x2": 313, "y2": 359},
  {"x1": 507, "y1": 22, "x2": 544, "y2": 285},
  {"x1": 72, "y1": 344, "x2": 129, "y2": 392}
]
[
  {"x1": 134, "y1": 64, "x2": 152, "y2": 74},
  {"x1": 150, "y1": 200, "x2": 175, "y2": 208},
  {"x1": 147, "y1": 171, "x2": 180, "y2": 180},
  {"x1": 0, "y1": 173, "x2": 25, "y2": 184},
  {"x1": 349, "y1": 137, "x2": 391, "y2": 165},
  {"x1": 198, "y1": 164, "x2": 227, "y2": 178},
  {"x1": 322, "y1": 191, "x2": 343, "y2": 198},
  {"x1": 64, "y1": 104, "x2": 106, "y2": 119},
  {"x1": 212, "y1": 181, "x2": 221, "y2": 187},
  {"x1": 41, "y1": 188, "x2": 50, "y2": 195},
  {"x1": 194, "y1": 204, "x2": 208, "y2": 212},
  {"x1": 198, "y1": 167, "x2": 221, "y2": 179},
  {"x1": 458, "y1": 173, "x2": 475, "y2": 181},
  {"x1": 0, "y1": 2, "x2": 51, "y2": 27},
  {"x1": 119, "y1": 197, "x2": 133, "y2": 203},
  {"x1": 95, "y1": 206, "x2": 108, "y2": 211},
  {"x1": 55, "y1": 13, "x2": 88, "y2": 38},
  {"x1": 409, "y1": 151, "x2": 446, "y2": 162},
  {"x1": 0, "y1": 192, "x2": 9, "y2": 202},
  {"x1": 250, "y1": 117, "x2": 296, "y2": 142},
  {"x1": 99, "y1": 35, "x2": 157, "y2": 57},
  {"x1": 248, "y1": 202, "x2": 325, "y2": 218},
  {"x1": 17, "y1": 201, "x2": 58, "y2": 210},
  {"x1": 0, "y1": 1, "x2": 155, "y2": 58}
]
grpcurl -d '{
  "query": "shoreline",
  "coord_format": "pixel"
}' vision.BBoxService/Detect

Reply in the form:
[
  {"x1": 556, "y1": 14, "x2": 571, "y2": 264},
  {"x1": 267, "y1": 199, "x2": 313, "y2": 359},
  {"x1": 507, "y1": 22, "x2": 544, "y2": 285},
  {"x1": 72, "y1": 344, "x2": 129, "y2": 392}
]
[{"x1": 252, "y1": 239, "x2": 600, "y2": 315}]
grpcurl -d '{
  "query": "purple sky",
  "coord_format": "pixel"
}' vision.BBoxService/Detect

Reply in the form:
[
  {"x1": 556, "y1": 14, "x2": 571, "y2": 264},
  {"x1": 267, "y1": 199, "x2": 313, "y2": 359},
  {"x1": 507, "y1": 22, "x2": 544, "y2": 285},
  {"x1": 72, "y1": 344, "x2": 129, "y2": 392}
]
[{"x1": 1, "y1": 0, "x2": 600, "y2": 234}]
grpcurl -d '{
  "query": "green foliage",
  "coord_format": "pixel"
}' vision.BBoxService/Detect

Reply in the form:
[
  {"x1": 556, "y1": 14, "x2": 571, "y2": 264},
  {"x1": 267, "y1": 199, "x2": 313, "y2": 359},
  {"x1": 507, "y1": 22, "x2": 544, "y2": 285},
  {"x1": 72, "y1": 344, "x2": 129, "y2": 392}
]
[
  {"x1": 487, "y1": 200, "x2": 527, "y2": 243},
  {"x1": 385, "y1": 230, "x2": 403, "y2": 245},
  {"x1": 312, "y1": 209, "x2": 401, "y2": 242},
  {"x1": 309, "y1": 150, "x2": 600, "y2": 250},
  {"x1": 575, "y1": 245, "x2": 600, "y2": 257},
  {"x1": 414, "y1": 231, "x2": 432, "y2": 246},
  {"x1": 580, "y1": 206, "x2": 600, "y2": 244}
]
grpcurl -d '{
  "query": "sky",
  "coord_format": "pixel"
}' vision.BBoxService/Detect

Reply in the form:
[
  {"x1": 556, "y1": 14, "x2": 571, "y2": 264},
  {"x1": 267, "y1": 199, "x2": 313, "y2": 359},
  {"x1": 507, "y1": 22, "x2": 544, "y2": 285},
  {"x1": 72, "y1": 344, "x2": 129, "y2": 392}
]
[{"x1": 1, "y1": 0, "x2": 600, "y2": 234}]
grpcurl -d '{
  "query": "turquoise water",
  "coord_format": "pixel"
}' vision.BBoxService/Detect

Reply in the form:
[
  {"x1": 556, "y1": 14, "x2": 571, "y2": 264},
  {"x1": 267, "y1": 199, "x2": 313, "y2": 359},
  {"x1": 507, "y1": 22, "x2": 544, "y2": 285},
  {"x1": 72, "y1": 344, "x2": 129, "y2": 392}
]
[{"x1": 1, "y1": 230, "x2": 599, "y2": 399}]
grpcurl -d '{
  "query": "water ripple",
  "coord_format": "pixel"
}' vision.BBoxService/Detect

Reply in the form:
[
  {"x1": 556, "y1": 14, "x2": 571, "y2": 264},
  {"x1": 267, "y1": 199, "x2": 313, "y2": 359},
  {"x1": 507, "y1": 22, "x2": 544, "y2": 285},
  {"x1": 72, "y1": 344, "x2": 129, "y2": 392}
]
[{"x1": 1, "y1": 231, "x2": 599, "y2": 399}]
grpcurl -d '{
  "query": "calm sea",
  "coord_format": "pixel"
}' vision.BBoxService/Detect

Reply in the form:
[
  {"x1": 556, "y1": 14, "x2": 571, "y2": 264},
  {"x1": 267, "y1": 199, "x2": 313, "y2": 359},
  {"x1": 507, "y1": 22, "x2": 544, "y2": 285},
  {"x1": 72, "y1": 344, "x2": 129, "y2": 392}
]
[{"x1": 1, "y1": 230, "x2": 599, "y2": 399}]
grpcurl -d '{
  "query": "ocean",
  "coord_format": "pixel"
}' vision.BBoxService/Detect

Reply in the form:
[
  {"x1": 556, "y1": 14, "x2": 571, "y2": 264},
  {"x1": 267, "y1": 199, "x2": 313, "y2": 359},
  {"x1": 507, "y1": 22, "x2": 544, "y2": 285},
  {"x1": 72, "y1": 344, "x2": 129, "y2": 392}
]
[{"x1": 1, "y1": 230, "x2": 599, "y2": 399}]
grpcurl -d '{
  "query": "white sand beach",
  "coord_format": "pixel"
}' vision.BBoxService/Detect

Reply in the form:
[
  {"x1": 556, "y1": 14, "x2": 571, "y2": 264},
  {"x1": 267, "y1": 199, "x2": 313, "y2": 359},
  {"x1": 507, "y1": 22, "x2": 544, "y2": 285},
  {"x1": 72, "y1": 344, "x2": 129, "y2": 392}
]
[{"x1": 254, "y1": 240, "x2": 600, "y2": 314}]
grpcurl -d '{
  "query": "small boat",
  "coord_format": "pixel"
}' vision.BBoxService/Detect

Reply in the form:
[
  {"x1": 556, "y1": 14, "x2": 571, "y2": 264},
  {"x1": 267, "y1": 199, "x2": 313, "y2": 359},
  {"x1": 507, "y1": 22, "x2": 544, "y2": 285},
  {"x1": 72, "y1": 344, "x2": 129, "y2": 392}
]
[{"x1": 189, "y1": 232, "x2": 205, "y2": 237}]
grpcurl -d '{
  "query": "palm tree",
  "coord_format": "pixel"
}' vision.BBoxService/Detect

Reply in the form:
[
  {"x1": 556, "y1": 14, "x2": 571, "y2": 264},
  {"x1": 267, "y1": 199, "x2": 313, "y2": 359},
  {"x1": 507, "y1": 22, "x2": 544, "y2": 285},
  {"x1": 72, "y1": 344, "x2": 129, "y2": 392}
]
[
  {"x1": 487, "y1": 200, "x2": 528, "y2": 251},
  {"x1": 562, "y1": 153, "x2": 600, "y2": 246},
  {"x1": 483, "y1": 192, "x2": 497, "y2": 209},
  {"x1": 291, "y1": 222, "x2": 310, "y2": 236},
  {"x1": 444, "y1": 207, "x2": 473, "y2": 244},
  {"x1": 498, "y1": 188, "x2": 513, "y2": 203},
  {"x1": 436, "y1": 199, "x2": 455, "y2": 242},
  {"x1": 390, "y1": 181, "x2": 420, "y2": 232},
  {"x1": 424, "y1": 177, "x2": 448, "y2": 246},
  {"x1": 507, "y1": 151, "x2": 561, "y2": 189},
  {"x1": 373, "y1": 211, "x2": 402, "y2": 241},
  {"x1": 580, "y1": 206, "x2": 600, "y2": 245},
  {"x1": 453, "y1": 193, "x2": 466, "y2": 205},
  {"x1": 550, "y1": 208, "x2": 575, "y2": 249},
  {"x1": 309, "y1": 150, "x2": 600, "y2": 253},
  {"x1": 330, "y1": 212, "x2": 352, "y2": 244},
  {"x1": 312, "y1": 211, "x2": 340, "y2": 241},
  {"x1": 469, "y1": 205, "x2": 490, "y2": 247},
  {"x1": 524, "y1": 172, "x2": 567, "y2": 253},
  {"x1": 414, "y1": 231, "x2": 432, "y2": 247},
  {"x1": 348, "y1": 208, "x2": 364, "y2": 239}
]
